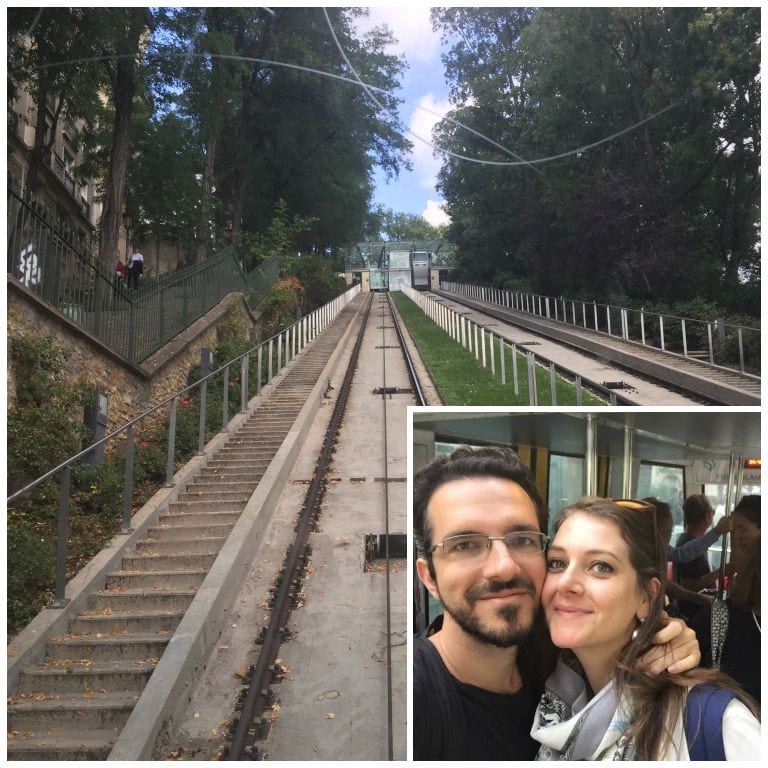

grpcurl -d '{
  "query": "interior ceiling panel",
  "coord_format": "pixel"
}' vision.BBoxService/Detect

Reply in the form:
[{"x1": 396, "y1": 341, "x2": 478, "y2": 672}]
[{"x1": 412, "y1": 410, "x2": 761, "y2": 461}]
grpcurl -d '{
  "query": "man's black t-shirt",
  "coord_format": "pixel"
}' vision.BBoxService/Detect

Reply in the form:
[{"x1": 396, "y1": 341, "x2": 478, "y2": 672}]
[{"x1": 414, "y1": 634, "x2": 540, "y2": 760}]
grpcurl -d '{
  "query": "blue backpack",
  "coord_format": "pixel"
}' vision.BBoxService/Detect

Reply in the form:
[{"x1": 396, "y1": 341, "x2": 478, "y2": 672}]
[{"x1": 684, "y1": 684, "x2": 737, "y2": 760}]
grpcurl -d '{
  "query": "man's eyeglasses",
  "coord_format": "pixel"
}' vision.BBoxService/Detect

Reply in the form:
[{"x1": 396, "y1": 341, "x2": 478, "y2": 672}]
[{"x1": 427, "y1": 531, "x2": 549, "y2": 560}]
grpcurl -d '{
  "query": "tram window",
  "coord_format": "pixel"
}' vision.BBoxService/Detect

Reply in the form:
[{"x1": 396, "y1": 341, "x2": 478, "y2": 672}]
[
  {"x1": 548, "y1": 453, "x2": 585, "y2": 538},
  {"x1": 434, "y1": 441, "x2": 462, "y2": 458},
  {"x1": 636, "y1": 463, "x2": 685, "y2": 530}
]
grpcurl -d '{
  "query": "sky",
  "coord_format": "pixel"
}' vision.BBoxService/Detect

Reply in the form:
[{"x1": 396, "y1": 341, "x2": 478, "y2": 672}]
[{"x1": 349, "y1": 6, "x2": 453, "y2": 227}]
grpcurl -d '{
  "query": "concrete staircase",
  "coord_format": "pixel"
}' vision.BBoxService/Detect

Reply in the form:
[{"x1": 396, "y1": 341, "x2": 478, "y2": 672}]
[{"x1": 7, "y1": 303, "x2": 360, "y2": 760}]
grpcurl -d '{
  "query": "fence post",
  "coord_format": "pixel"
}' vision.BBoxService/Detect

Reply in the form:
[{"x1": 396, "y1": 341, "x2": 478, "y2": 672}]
[
  {"x1": 222, "y1": 365, "x2": 229, "y2": 432},
  {"x1": 659, "y1": 316, "x2": 665, "y2": 351},
  {"x1": 241, "y1": 354, "x2": 249, "y2": 412},
  {"x1": 549, "y1": 362, "x2": 557, "y2": 405},
  {"x1": 257, "y1": 346, "x2": 263, "y2": 394},
  {"x1": 198, "y1": 380, "x2": 207, "y2": 454},
  {"x1": 268, "y1": 338, "x2": 274, "y2": 383},
  {"x1": 681, "y1": 319, "x2": 688, "y2": 357},
  {"x1": 50, "y1": 465, "x2": 72, "y2": 607},
  {"x1": 159, "y1": 286, "x2": 165, "y2": 343},
  {"x1": 737, "y1": 327, "x2": 745, "y2": 372},
  {"x1": 575, "y1": 376, "x2": 583, "y2": 406},
  {"x1": 122, "y1": 426, "x2": 135, "y2": 533},
  {"x1": 640, "y1": 308, "x2": 646, "y2": 345},
  {"x1": 512, "y1": 343, "x2": 519, "y2": 396},
  {"x1": 500, "y1": 338, "x2": 506, "y2": 385},
  {"x1": 490, "y1": 333, "x2": 495, "y2": 375},
  {"x1": 527, "y1": 352, "x2": 538, "y2": 405},
  {"x1": 707, "y1": 324, "x2": 714, "y2": 366},
  {"x1": 166, "y1": 397, "x2": 177, "y2": 486},
  {"x1": 127, "y1": 301, "x2": 137, "y2": 362}
]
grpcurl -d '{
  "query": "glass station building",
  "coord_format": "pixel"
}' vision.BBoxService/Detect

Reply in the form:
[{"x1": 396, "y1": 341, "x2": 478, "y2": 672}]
[{"x1": 344, "y1": 240, "x2": 454, "y2": 292}]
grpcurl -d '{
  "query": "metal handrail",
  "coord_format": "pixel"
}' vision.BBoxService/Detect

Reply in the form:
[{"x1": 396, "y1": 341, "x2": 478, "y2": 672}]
[
  {"x1": 444, "y1": 281, "x2": 761, "y2": 376},
  {"x1": 7, "y1": 284, "x2": 362, "y2": 607}
]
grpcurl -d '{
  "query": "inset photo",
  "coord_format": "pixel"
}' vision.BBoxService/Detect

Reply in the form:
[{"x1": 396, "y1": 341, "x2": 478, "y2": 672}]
[{"x1": 410, "y1": 408, "x2": 760, "y2": 761}]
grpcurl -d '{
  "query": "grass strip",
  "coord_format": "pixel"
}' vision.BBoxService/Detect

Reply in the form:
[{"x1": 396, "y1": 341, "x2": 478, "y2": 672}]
[{"x1": 391, "y1": 292, "x2": 606, "y2": 406}]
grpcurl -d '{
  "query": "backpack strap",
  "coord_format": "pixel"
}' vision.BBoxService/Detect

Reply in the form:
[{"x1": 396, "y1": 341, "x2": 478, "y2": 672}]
[{"x1": 685, "y1": 684, "x2": 737, "y2": 760}]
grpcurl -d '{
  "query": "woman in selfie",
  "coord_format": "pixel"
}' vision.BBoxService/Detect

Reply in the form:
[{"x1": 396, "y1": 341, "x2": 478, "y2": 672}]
[{"x1": 530, "y1": 498, "x2": 760, "y2": 760}]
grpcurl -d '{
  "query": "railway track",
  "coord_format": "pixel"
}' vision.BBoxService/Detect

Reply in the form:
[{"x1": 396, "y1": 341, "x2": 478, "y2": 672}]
[
  {"x1": 435, "y1": 289, "x2": 760, "y2": 405},
  {"x1": 223, "y1": 291, "x2": 427, "y2": 760}
]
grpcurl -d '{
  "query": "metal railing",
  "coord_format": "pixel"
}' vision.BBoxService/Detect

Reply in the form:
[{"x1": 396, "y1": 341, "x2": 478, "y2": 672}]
[
  {"x1": 401, "y1": 284, "x2": 632, "y2": 405},
  {"x1": 6, "y1": 284, "x2": 361, "y2": 609},
  {"x1": 444, "y1": 282, "x2": 761, "y2": 376},
  {"x1": 7, "y1": 186, "x2": 280, "y2": 364}
]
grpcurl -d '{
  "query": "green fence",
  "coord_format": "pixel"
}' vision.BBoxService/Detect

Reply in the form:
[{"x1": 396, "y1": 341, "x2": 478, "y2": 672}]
[{"x1": 7, "y1": 186, "x2": 279, "y2": 363}]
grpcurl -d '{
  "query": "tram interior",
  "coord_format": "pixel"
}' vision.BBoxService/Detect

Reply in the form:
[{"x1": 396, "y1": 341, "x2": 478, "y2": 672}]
[{"x1": 411, "y1": 409, "x2": 761, "y2": 631}]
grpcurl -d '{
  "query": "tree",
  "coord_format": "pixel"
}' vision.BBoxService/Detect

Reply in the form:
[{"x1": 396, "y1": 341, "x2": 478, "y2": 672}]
[
  {"x1": 367, "y1": 206, "x2": 447, "y2": 241},
  {"x1": 431, "y1": 7, "x2": 760, "y2": 309}
]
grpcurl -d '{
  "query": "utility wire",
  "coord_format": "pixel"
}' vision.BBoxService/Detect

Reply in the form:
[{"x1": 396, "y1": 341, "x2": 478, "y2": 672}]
[
  {"x1": 322, "y1": 7, "x2": 543, "y2": 175},
  {"x1": 13, "y1": 49, "x2": 683, "y2": 169}
]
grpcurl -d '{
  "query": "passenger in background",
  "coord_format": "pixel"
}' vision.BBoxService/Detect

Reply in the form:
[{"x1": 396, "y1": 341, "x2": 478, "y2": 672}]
[
  {"x1": 672, "y1": 494, "x2": 720, "y2": 621},
  {"x1": 691, "y1": 537, "x2": 761, "y2": 704},
  {"x1": 691, "y1": 496, "x2": 761, "y2": 704},
  {"x1": 530, "y1": 498, "x2": 760, "y2": 760},
  {"x1": 645, "y1": 497, "x2": 732, "y2": 567}
]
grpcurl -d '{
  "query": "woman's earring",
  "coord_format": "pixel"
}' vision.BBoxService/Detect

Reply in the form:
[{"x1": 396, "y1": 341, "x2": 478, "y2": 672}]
[{"x1": 631, "y1": 617, "x2": 646, "y2": 641}]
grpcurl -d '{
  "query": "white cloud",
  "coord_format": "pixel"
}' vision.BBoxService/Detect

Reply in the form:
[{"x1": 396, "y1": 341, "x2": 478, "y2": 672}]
[
  {"x1": 352, "y1": 7, "x2": 439, "y2": 63},
  {"x1": 422, "y1": 199, "x2": 450, "y2": 227},
  {"x1": 408, "y1": 92, "x2": 452, "y2": 190}
]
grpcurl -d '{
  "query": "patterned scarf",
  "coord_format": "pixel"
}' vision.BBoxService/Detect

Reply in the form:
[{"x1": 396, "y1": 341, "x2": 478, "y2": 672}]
[{"x1": 530, "y1": 659, "x2": 636, "y2": 760}]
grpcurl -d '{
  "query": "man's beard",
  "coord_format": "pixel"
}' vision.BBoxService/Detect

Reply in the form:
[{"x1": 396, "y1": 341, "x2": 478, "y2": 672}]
[{"x1": 442, "y1": 577, "x2": 539, "y2": 648}]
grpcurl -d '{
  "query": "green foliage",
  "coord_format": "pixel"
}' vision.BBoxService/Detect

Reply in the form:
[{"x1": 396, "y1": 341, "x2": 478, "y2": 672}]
[
  {"x1": 391, "y1": 293, "x2": 605, "y2": 406},
  {"x1": 433, "y1": 7, "x2": 760, "y2": 310},
  {"x1": 366, "y1": 206, "x2": 448, "y2": 241},
  {"x1": 7, "y1": 526, "x2": 55, "y2": 631},
  {"x1": 7, "y1": 336, "x2": 90, "y2": 493}
]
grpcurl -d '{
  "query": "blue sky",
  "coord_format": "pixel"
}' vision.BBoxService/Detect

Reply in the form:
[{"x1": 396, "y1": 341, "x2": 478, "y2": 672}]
[{"x1": 350, "y1": 5, "x2": 452, "y2": 226}]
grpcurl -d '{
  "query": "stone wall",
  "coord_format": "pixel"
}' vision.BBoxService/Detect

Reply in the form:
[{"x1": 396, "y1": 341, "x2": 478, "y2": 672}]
[{"x1": 7, "y1": 280, "x2": 257, "y2": 437}]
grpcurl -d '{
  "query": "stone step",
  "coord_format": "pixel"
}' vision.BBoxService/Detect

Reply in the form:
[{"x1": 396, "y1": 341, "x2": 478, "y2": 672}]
[
  {"x1": 86, "y1": 589, "x2": 197, "y2": 612},
  {"x1": 67, "y1": 609, "x2": 185, "y2": 635},
  {"x1": 136, "y1": 537, "x2": 229, "y2": 555},
  {"x1": 224, "y1": 437, "x2": 284, "y2": 446},
  {"x1": 7, "y1": 728, "x2": 118, "y2": 760},
  {"x1": 145, "y1": 523, "x2": 234, "y2": 540},
  {"x1": 206, "y1": 457, "x2": 272, "y2": 467},
  {"x1": 185, "y1": 481, "x2": 258, "y2": 494},
  {"x1": 157, "y1": 510, "x2": 241, "y2": 527},
  {"x1": 46, "y1": 633, "x2": 170, "y2": 662},
  {"x1": 8, "y1": 690, "x2": 139, "y2": 732},
  {"x1": 197, "y1": 468, "x2": 265, "y2": 482},
  {"x1": 105, "y1": 569, "x2": 208, "y2": 590},
  {"x1": 120, "y1": 552, "x2": 217, "y2": 571},
  {"x1": 176, "y1": 489, "x2": 251, "y2": 504},
  {"x1": 167, "y1": 499, "x2": 245, "y2": 513},
  {"x1": 17, "y1": 660, "x2": 156, "y2": 695}
]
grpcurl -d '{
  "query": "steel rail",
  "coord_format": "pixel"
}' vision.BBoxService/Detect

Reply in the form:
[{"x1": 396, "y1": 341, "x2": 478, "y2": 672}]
[{"x1": 387, "y1": 292, "x2": 427, "y2": 407}]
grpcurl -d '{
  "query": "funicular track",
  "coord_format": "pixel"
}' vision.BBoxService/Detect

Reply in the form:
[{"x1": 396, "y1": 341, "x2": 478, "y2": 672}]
[
  {"x1": 225, "y1": 290, "x2": 426, "y2": 760},
  {"x1": 435, "y1": 289, "x2": 760, "y2": 405}
]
